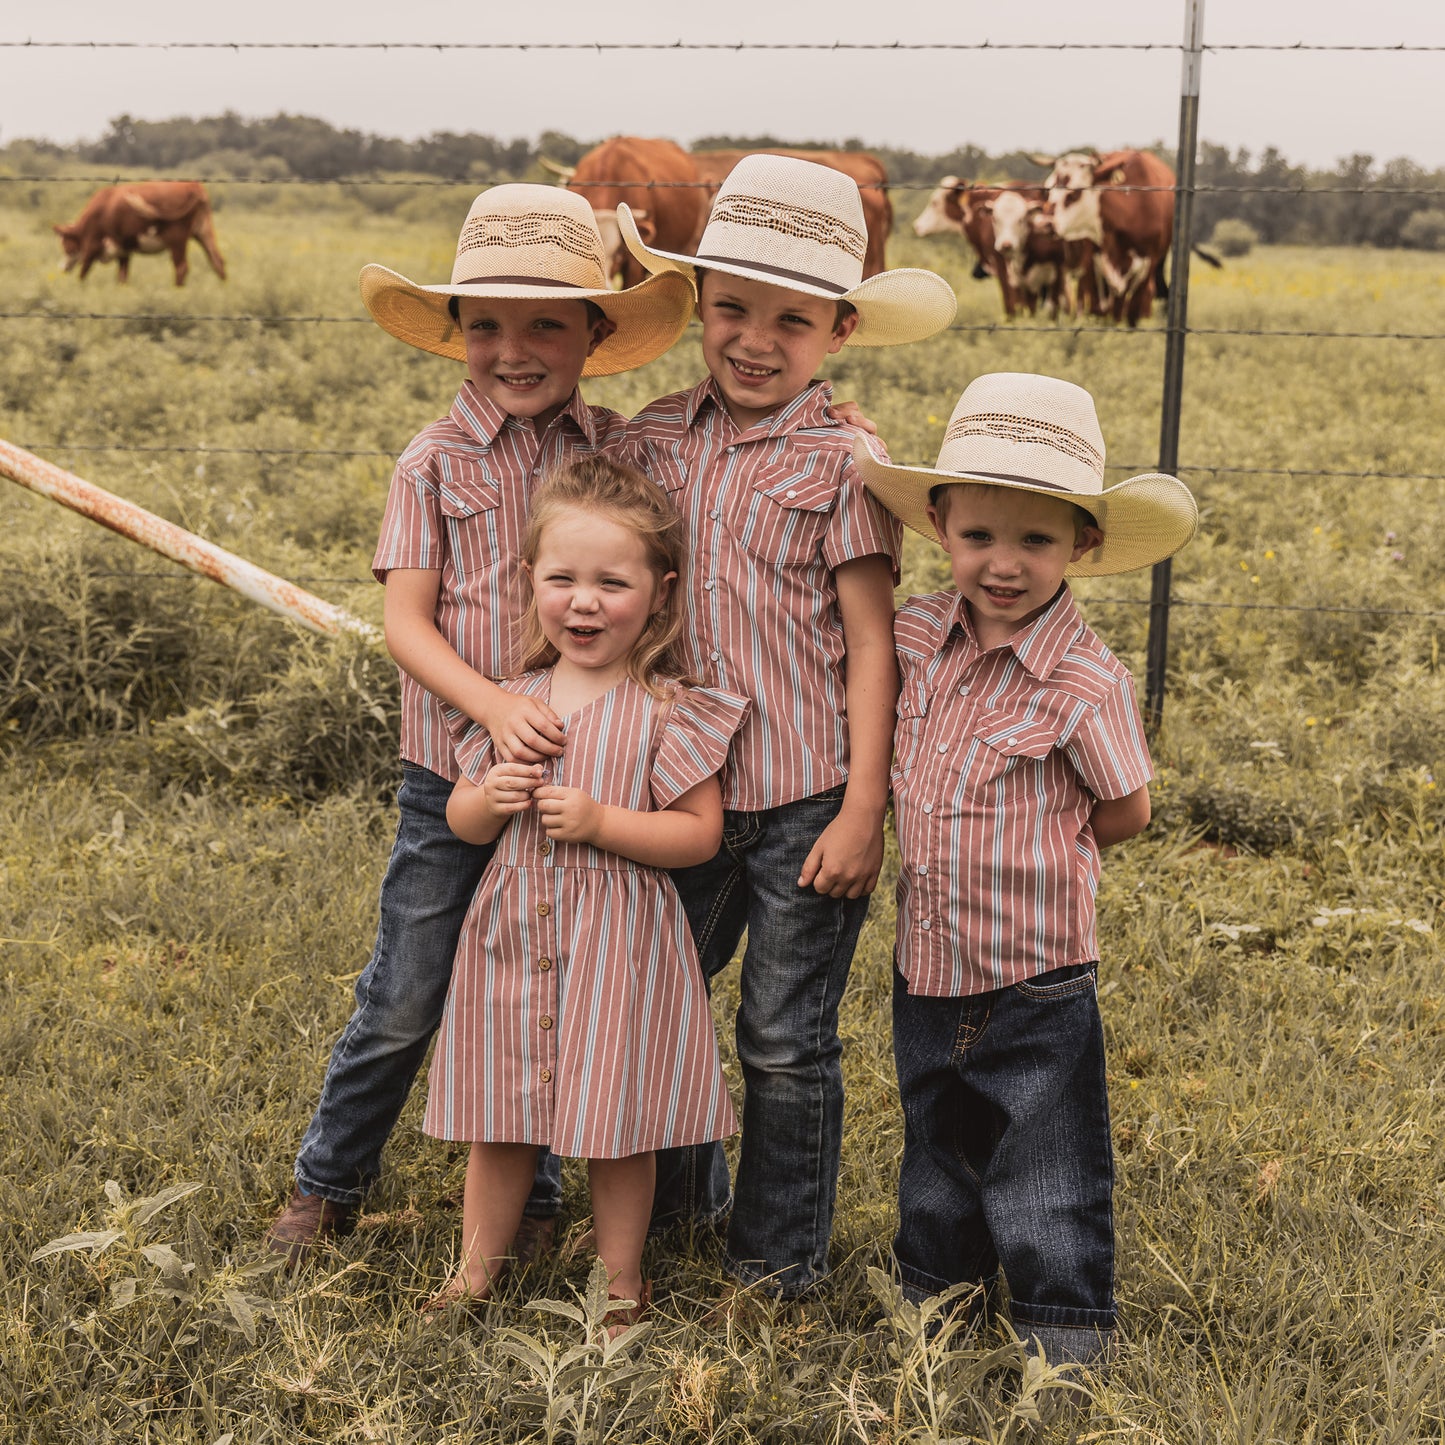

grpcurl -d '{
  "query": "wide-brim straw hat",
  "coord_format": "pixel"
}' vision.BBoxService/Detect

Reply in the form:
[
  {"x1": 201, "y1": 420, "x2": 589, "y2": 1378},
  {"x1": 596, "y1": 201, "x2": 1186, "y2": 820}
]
[
  {"x1": 616, "y1": 154, "x2": 957, "y2": 347},
  {"x1": 359, "y1": 183, "x2": 694, "y2": 377},
  {"x1": 854, "y1": 373, "x2": 1199, "y2": 577}
]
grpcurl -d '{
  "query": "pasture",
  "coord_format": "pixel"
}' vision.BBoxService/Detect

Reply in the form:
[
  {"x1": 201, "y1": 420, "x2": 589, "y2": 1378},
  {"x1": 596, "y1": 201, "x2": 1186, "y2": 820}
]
[{"x1": 1, "y1": 180, "x2": 1443, "y2": 1442}]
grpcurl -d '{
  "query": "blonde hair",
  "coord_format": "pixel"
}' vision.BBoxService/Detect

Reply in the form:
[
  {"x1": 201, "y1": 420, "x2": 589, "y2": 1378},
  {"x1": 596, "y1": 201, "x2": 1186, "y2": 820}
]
[{"x1": 515, "y1": 456, "x2": 692, "y2": 696}]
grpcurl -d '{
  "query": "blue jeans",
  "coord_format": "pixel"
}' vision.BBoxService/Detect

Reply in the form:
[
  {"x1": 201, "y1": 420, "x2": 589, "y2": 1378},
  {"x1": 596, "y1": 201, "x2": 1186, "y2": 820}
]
[
  {"x1": 294, "y1": 763, "x2": 562, "y2": 1217},
  {"x1": 891, "y1": 962, "x2": 1115, "y2": 1366},
  {"x1": 655, "y1": 785, "x2": 871, "y2": 1297}
]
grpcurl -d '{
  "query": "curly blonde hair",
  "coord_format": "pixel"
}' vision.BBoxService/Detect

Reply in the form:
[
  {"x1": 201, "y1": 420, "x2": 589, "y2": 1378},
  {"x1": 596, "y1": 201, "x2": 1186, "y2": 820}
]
[{"x1": 514, "y1": 455, "x2": 693, "y2": 697}]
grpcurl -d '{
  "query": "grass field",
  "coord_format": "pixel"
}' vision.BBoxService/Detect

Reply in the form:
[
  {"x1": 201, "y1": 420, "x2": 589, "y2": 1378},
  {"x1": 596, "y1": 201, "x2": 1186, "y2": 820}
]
[{"x1": 1, "y1": 178, "x2": 1443, "y2": 1442}]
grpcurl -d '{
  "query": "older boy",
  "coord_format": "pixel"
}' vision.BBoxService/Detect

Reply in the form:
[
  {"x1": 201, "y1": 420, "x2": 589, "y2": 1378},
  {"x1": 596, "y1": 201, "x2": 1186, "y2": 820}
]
[
  {"x1": 264, "y1": 186, "x2": 692, "y2": 1261},
  {"x1": 617, "y1": 155, "x2": 957, "y2": 1297},
  {"x1": 853, "y1": 372, "x2": 1197, "y2": 1363}
]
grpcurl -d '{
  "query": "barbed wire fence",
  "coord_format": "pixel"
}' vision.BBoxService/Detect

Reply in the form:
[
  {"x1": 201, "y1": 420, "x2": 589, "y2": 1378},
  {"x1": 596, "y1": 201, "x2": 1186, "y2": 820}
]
[{"x1": 3, "y1": 15, "x2": 1443, "y2": 708}]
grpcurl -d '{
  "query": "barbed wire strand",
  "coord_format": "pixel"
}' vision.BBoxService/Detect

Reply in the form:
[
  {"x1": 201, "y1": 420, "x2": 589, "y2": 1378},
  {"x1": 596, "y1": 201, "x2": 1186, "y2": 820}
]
[
  {"x1": 4, "y1": 39, "x2": 1444, "y2": 52},
  {"x1": 3, "y1": 311, "x2": 1440, "y2": 341},
  {"x1": 16, "y1": 443, "x2": 1443, "y2": 484},
  {"x1": 6, "y1": 175, "x2": 1444, "y2": 197}
]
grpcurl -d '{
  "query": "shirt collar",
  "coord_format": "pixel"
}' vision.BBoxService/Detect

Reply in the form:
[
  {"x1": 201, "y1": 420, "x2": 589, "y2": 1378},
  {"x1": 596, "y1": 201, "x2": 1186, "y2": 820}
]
[
  {"x1": 451, "y1": 380, "x2": 597, "y2": 449},
  {"x1": 685, "y1": 376, "x2": 835, "y2": 439},
  {"x1": 946, "y1": 584, "x2": 1084, "y2": 683}
]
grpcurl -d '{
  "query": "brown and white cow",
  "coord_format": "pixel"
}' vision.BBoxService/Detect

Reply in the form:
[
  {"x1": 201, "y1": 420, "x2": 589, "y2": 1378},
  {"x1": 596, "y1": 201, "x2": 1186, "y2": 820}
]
[
  {"x1": 54, "y1": 181, "x2": 226, "y2": 286},
  {"x1": 1040, "y1": 149, "x2": 1176, "y2": 326},
  {"x1": 987, "y1": 190, "x2": 1069, "y2": 318},
  {"x1": 542, "y1": 137, "x2": 705, "y2": 289},
  {"x1": 691, "y1": 148, "x2": 893, "y2": 276}
]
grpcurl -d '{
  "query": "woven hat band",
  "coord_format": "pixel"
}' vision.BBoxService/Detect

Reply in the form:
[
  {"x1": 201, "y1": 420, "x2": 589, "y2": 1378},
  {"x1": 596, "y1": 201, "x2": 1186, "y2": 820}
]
[
  {"x1": 453, "y1": 275, "x2": 587, "y2": 289},
  {"x1": 944, "y1": 411, "x2": 1106, "y2": 485},
  {"x1": 694, "y1": 254, "x2": 849, "y2": 295},
  {"x1": 450, "y1": 206, "x2": 609, "y2": 289}
]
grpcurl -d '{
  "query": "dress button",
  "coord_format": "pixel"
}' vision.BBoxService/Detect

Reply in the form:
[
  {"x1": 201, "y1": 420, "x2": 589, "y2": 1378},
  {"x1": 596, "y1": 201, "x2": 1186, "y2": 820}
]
[
  {"x1": 536, "y1": 901, "x2": 551, "y2": 916},
  {"x1": 709, "y1": 509, "x2": 720, "y2": 519},
  {"x1": 936, "y1": 742, "x2": 948, "y2": 753},
  {"x1": 540, "y1": 1068, "x2": 552, "y2": 1083},
  {"x1": 538, "y1": 840, "x2": 552, "y2": 856},
  {"x1": 958, "y1": 685, "x2": 970, "y2": 697},
  {"x1": 710, "y1": 649, "x2": 721, "y2": 661},
  {"x1": 704, "y1": 579, "x2": 715, "y2": 590},
  {"x1": 921, "y1": 919, "x2": 932, "y2": 931},
  {"x1": 922, "y1": 802, "x2": 934, "y2": 814},
  {"x1": 1006, "y1": 736, "x2": 1018, "y2": 747},
  {"x1": 538, "y1": 957, "x2": 552, "y2": 971},
  {"x1": 785, "y1": 488, "x2": 797, "y2": 499},
  {"x1": 539, "y1": 1016, "x2": 553, "y2": 1030},
  {"x1": 917, "y1": 865, "x2": 928, "y2": 876}
]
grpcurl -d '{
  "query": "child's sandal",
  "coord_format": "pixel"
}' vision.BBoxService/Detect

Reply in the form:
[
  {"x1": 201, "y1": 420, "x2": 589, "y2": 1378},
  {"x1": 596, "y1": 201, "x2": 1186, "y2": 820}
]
[
  {"x1": 603, "y1": 1278, "x2": 652, "y2": 1335},
  {"x1": 418, "y1": 1269, "x2": 503, "y2": 1319}
]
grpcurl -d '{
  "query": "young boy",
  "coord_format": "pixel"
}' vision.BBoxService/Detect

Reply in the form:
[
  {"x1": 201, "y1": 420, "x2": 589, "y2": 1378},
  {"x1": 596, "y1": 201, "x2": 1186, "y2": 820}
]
[
  {"x1": 852, "y1": 372, "x2": 1198, "y2": 1364},
  {"x1": 615, "y1": 155, "x2": 958, "y2": 1297},
  {"x1": 263, "y1": 186, "x2": 693, "y2": 1262}
]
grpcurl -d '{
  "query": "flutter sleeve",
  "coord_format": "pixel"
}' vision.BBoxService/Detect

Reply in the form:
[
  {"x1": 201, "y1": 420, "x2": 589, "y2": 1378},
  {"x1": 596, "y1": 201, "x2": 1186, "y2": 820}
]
[
  {"x1": 440, "y1": 704, "x2": 495, "y2": 786},
  {"x1": 649, "y1": 685, "x2": 750, "y2": 809}
]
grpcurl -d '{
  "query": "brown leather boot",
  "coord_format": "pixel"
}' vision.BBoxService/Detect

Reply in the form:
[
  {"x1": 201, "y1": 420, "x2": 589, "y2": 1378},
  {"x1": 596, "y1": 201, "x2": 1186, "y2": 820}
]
[
  {"x1": 510, "y1": 1214, "x2": 558, "y2": 1269},
  {"x1": 264, "y1": 1186, "x2": 356, "y2": 1265}
]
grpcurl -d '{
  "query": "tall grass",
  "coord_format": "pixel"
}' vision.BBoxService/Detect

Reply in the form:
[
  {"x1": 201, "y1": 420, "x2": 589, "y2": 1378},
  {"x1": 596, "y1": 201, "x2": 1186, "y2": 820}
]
[{"x1": 1, "y1": 190, "x2": 1441, "y2": 1442}]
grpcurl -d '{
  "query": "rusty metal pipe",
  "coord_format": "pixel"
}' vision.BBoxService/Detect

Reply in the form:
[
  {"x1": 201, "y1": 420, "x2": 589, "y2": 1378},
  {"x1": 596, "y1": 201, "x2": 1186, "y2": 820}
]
[{"x1": 0, "y1": 436, "x2": 381, "y2": 643}]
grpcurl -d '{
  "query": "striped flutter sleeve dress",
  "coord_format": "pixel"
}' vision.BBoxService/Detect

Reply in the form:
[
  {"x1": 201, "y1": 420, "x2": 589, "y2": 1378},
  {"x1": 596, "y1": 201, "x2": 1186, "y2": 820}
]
[{"x1": 424, "y1": 671, "x2": 749, "y2": 1159}]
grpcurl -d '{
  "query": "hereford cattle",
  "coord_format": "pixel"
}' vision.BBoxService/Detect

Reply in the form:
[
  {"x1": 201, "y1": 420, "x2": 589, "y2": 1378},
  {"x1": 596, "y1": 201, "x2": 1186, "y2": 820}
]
[
  {"x1": 54, "y1": 181, "x2": 226, "y2": 286},
  {"x1": 912, "y1": 178, "x2": 1053, "y2": 317},
  {"x1": 691, "y1": 148, "x2": 893, "y2": 276},
  {"x1": 542, "y1": 137, "x2": 705, "y2": 289},
  {"x1": 1040, "y1": 150, "x2": 1179, "y2": 325},
  {"x1": 988, "y1": 191, "x2": 1068, "y2": 318}
]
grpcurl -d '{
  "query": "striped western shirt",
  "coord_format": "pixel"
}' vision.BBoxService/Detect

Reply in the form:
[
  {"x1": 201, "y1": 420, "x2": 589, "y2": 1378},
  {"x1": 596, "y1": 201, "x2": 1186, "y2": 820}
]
[
  {"x1": 371, "y1": 382, "x2": 627, "y2": 780},
  {"x1": 891, "y1": 585, "x2": 1154, "y2": 996},
  {"x1": 625, "y1": 378, "x2": 902, "y2": 810}
]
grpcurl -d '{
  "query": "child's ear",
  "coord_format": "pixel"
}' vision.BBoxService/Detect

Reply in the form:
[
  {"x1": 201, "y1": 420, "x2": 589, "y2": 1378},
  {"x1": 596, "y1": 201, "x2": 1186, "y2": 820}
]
[
  {"x1": 925, "y1": 503, "x2": 951, "y2": 551},
  {"x1": 827, "y1": 309, "x2": 860, "y2": 354},
  {"x1": 1072, "y1": 524, "x2": 1105, "y2": 561},
  {"x1": 652, "y1": 569, "x2": 678, "y2": 610},
  {"x1": 586, "y1": 313, "x2": 619, "y2": 356}
]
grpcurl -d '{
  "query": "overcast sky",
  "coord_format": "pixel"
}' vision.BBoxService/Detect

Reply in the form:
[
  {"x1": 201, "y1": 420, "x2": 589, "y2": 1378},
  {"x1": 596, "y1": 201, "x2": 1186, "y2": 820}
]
[{"x1": 3, "y1": 0, "x2": 1442, "y2": 171}]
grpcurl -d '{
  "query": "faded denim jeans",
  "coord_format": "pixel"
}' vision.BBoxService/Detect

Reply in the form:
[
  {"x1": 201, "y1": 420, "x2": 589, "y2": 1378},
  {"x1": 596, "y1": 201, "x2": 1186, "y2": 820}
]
[
  {"x1": 295, "y1": 763, "x2": 561, "y2": 1219},
  {"x1": 891, "y1": 961, "x2": 1116, "y2": 1366},
  {"x1": 655, "y1": 784, "x2": 871, "y2": 1298}
]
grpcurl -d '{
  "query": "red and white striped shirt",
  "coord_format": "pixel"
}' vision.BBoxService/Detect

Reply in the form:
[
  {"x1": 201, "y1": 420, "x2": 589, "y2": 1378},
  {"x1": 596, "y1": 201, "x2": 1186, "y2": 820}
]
[
  {"x1": 891, "y1": 585, "x2": 1154, "y2": 997},
  {"x1": 371, "y1": 382, "x2": 627, "y2": 780},
  {"x1": 625, "y1": 378, "x2": 902, "y2": 810}
]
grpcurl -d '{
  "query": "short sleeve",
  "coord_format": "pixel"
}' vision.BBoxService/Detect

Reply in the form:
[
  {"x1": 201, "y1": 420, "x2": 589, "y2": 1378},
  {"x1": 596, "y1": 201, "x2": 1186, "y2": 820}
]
[
  {"x1": 821, "y1": 454, "x2": 903, "y2": 580},
  {"x1": 650, "y1": 686, "x2": 751, "y2": 809},
  {"x1": 441, "y1": 704, "x2": 495, "y2": 785},
  {"x1": 1061, "y1": 672, "x2": 1154, "y2": 801}
]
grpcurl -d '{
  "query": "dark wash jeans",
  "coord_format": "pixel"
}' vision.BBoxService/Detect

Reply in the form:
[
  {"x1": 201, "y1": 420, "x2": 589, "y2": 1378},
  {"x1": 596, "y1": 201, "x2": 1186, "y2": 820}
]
[
  {"x1": 294, "y1": 763, "x2": 562, "y2": 1218},
  {"x1": 891, "y1": 961, "x2": 1116, "y2": 1366},
  {"x1": 653, "y1": 784, "x2": 871, "y2": 1298}
]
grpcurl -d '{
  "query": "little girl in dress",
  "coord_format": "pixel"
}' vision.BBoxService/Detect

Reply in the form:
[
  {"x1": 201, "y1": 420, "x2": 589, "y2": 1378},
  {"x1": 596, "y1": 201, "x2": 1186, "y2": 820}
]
[{"x1": 423, "y1": 455, "x2": 748, "y2": 1327}]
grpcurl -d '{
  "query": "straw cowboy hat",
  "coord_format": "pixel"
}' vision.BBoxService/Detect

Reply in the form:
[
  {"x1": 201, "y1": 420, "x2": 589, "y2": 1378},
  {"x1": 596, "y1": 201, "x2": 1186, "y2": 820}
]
[
  {"x1": 359, "y1": 184, "x2": 694, "y2": 376},
  {"x1": 853, "y1": 373, "x2": 1199, "y2": 577},
  {"x1": 616, "y1": 154, "x2": 957, "y2": 347}
]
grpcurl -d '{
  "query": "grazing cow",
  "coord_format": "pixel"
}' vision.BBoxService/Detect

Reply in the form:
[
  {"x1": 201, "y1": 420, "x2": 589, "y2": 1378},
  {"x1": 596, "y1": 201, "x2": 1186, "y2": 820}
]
[
  {"x1": 988, "y1": 191, "x2": 1069, "y2": 318},
  {"x1": 541, "y1": 137, "x2": 705, "y2": 289},
  {"x1": 691, "y1": 148, "x2": 893, "y2": 276},
  {"x1": 54, "y1": 181, "x2": 226, "y2": 286}
]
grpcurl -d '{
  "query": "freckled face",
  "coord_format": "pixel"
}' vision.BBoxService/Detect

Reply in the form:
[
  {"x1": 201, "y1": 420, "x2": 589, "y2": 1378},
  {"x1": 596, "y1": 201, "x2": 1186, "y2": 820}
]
[
  {"x1": 697, "y1": 271, "x2": 857, "y2": 431},
  {"x1": 928, "y1": 486, "x2": 1102, "y2": 646},
  {"x1": 457, "y1": 297, "x2": 609, "y2": 430}
]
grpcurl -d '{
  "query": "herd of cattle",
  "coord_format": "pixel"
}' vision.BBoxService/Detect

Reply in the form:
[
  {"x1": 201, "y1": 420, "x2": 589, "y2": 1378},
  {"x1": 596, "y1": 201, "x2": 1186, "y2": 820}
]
[{"x1": 53, "y1": 138, "x2": 1215, "y2": 326}]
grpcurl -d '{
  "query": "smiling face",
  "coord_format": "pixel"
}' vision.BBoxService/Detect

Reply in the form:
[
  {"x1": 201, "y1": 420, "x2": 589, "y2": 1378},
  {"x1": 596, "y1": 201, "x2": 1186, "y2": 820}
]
[
  {"x1": 697, "y1": 270, "x2": 857, "y2": 430},
  {"x1": 525, "y1": 508, "x2": 675, "y2": 690},
  {"x1": 928, "y1": 483, "x2": 1103, "y2": 649},
  {"x1": 456, "y1": 296, "x2": 612, "y2": 431}
]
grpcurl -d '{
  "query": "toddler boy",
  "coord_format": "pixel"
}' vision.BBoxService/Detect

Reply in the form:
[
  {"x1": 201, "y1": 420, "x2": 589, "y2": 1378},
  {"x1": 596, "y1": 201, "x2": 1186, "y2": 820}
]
[
  {"x1": 617, "y1": 155, "x2": 957, "y2": 1296},
  {"x1": 854, "y1": 372, "x2": 1197, "y2": 1363}
]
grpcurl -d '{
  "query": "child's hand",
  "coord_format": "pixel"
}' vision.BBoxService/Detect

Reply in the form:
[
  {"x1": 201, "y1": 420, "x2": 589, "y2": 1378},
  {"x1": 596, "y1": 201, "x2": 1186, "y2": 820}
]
[
  {"x1": 831, "y1": 399, "x2": 879, "y2": 437},
  {"x1": 482, "y1": 762, "x2": 544, "y2": 817},
  {"x1": 797, "y1": 804, "x2": 884, "y2": 899},
  {"x1": 533, "y1": 785, "x2": 603, "y2": 844},
  {"x1": 485, "y1": 691, "x2": 567, "y2": 764}
]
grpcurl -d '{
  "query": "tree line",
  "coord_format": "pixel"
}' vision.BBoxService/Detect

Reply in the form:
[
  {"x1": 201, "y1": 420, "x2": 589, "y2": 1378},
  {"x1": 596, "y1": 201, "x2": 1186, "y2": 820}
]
[{"x1": 6, "y1": 112, "x2": 1444, "y2": 249}]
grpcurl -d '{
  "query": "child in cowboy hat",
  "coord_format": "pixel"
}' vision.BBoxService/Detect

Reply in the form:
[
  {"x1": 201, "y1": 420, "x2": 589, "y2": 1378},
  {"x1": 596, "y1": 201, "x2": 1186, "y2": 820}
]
[
  {"x1": 614, "y1": 154, "x2": 957, "y2": 1299},
  {"x1": 853, "y1": 372, "x2": 1197, "y2": 1366},
  {"x1": 264, "y1": 185, "x2": 694, "y2": 1271}
]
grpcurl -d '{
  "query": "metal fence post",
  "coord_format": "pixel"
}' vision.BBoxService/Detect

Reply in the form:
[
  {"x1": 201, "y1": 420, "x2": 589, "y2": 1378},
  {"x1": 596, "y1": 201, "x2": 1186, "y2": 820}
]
[{"x1": 1145, "y1": 0, "x2": 1206, "y2": 727}]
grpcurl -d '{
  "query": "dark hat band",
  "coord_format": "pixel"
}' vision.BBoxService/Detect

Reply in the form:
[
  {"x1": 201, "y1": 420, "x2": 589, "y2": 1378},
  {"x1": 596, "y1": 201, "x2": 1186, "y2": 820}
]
[
  {"x1": 454, "y1": 275, "x2": 587, "y2": 288},
  {"x1": 693, "y1": 254, "x2": 850, "y2": 296}
]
